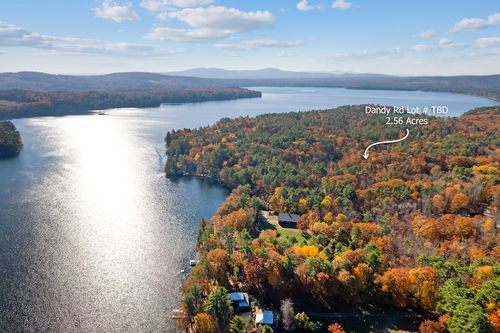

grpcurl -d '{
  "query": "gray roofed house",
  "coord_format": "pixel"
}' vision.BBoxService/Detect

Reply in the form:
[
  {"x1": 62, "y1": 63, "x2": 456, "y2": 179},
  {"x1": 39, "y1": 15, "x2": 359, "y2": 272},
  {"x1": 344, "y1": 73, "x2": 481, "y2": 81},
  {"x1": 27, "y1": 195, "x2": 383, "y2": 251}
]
[{"x1": 278, "y1": 213, "x2": 300, "y2": 228}]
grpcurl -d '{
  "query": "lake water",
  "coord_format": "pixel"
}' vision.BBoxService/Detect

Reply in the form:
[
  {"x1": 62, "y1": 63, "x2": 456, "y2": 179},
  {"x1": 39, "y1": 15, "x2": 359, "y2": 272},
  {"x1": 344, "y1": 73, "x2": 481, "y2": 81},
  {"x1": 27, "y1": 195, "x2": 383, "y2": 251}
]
[{"x1": 0, "y1": 87, "x2": 497, "y2": 332}]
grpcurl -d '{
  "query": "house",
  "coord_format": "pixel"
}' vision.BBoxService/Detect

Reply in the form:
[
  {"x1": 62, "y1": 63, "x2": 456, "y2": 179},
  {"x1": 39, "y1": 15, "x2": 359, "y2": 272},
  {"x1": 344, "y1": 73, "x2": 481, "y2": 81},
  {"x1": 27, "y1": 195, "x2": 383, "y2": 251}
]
[
  {"x1": 230, "y1": 292, "x2": 250, "y2": 312},
  {"x1": 255, "y1": 310, "x2": 274, "y2": 327},
  {"x1": 278, "y1": 213, "x2": 300, "y2": 228}
]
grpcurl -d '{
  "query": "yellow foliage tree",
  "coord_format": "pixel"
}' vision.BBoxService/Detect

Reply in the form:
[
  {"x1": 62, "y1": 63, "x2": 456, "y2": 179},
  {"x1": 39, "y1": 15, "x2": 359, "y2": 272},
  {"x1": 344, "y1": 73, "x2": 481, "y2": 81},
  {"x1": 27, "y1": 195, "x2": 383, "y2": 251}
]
[
  {"x1": 321, "y1": 195, "x2": 333, "y2": 210},
  {"x1": 456, "y1": 216, "x2": 479, "y2": 239},
  {"x1": 194, "y1": 313, "x2": 217, "y2": 333},
  {"x1": 484, "y1": 218, "x2": 495, "y2": 232},
  {"x1": 298, "y1": 198, "x2": 308, "y2": 213},
  {"x1": 324, "y1": 212, "x2": 334, "y2": 224},
  {"x1": 294, "y1": 245, "x2": 327, "y2": 259},
  {"x1": 336, "y1": 213, "x2": 347, "y2": 223},
  {"x1": 269, "y1": 187, "x2": 285, "y2": 212},
  {"x1": 353, "y1": 263, "x2": 372, "y2": 288},
  {"x1": 450, "y1": 192, "x2": 469, "y2": 211},
  {"x1": 488, "y1": 309, "x2": 500, "y2": 333},
  {"x1": 475, "y1": 265, "x2": 495, "y2": 281},
  {"x1": 311, "y1": 222, "x2": 328, "y2": 234},
  {"x1": 432, "y1": 194, "x2": 446, "y2": 212}
]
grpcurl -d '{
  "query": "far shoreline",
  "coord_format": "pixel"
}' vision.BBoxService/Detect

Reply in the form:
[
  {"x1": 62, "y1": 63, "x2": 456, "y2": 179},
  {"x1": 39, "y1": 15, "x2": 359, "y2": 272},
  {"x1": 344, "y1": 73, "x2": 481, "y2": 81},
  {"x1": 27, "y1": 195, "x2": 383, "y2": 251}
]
[
  {"x1": 0, "y1": 87, "x2": 262, "y2": 121},
  {"x1": 3, "y1": 86, "x2": 499, "y2": 122}
]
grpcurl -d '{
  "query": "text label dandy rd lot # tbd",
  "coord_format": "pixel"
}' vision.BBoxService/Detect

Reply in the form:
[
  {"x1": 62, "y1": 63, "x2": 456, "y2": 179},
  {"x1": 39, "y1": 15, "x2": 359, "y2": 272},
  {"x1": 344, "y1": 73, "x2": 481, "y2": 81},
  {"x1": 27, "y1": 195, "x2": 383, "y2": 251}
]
[
  {"x1": 365, "y1": 105, "x2": 449, "y2": 126},
  {"x1": 365, "y1": 105, "x2": 449, "y2": 115}
]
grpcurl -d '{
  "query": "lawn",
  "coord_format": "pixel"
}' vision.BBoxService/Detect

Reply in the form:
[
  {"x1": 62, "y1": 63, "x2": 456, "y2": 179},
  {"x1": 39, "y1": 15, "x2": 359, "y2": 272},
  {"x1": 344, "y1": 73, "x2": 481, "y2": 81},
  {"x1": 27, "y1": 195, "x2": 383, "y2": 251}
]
[{"x1": 260, "y1": 211, "x2": 305, "y2": 240}]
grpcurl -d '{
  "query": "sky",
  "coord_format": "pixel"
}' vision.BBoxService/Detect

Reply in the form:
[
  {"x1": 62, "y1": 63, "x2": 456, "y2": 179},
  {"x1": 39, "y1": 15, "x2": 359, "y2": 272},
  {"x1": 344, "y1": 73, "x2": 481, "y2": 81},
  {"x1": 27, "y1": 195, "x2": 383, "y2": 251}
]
[{"x1": 0, "y1": 0, "x2": 499, "y2": 75}]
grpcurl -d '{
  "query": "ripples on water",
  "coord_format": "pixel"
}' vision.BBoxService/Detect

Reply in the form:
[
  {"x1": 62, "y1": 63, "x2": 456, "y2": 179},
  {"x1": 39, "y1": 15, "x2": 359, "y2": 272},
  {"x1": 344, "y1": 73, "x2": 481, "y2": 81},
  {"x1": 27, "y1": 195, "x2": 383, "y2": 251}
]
[
  {"x1": 0, "y1": 87, "x2": 497, "y2": 332},
  {"x1": 0, "y1": 116, "x2": 228, "y2": 332}
]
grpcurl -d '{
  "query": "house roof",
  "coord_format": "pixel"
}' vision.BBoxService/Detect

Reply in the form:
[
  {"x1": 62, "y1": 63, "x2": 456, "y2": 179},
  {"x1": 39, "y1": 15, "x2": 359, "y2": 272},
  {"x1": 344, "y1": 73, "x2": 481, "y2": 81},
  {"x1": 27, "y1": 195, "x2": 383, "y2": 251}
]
[
  {"x1": 255, "y1": 311, "x2": 274, "y2": 325},
  {"x1": 230, "y1": 292, "x2": 250, "y2": 308},
  {"x1": 230, "y1": 292, "x2": 247, "y2": 301},
  {"x1": 278, "y1": 213, "x2": 300, "y2": 223}
]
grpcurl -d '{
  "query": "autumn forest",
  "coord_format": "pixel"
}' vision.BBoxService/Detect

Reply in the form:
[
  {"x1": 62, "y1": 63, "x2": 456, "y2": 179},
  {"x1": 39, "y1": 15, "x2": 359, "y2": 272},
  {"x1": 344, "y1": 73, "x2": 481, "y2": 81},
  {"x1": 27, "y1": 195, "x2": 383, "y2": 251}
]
[{"x1": 166, "y1": 105, "x2": 500, "y2": 333}]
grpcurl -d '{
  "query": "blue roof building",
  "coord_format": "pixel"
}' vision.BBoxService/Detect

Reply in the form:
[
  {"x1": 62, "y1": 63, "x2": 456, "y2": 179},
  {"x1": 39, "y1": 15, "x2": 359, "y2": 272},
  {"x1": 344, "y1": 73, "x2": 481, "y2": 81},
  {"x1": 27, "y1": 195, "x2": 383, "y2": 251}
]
[{"x1": 230, "y1": 292, "x2": 250, "y2": 312}]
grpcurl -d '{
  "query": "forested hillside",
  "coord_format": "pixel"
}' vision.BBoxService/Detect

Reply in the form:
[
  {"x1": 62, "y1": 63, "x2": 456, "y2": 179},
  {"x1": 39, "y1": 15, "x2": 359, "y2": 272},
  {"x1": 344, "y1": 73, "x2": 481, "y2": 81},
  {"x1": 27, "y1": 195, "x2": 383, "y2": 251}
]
[
  {"x1": 0, "y1": 88, "x2": 261, "y2": 120},
  {"x1": 0, "y1": 121, "x2": 22, "y2": 157},
  {"x1": 0, "y1": 72, "x2": 225, "y2": 91},
  {"x1": 219, "y1": 75, "x2": 500, "y2": 102},
  {"x1": 0, "y1": 72, "x2": 262, "y2": 119},
  {"x1": 166, "y1": 105, "x2": 499, "y2": 332}
]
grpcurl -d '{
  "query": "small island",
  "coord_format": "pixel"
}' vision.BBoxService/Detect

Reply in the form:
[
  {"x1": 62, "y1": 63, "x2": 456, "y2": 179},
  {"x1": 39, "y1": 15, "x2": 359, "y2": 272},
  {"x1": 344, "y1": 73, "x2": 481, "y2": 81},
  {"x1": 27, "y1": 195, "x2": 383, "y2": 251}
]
[{"x1": 0, "y1": 120, "x2": 23, "y2": 158}]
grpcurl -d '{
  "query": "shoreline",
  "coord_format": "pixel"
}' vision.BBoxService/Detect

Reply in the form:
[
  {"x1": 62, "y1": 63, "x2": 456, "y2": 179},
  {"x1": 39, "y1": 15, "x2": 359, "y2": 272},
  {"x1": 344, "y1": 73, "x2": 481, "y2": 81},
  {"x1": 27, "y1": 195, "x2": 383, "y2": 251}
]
[
  {"x1": 2, "y1": 86, "x2": 499, "y2": 121},
  {"x1": 243, "y1": 84, "x2": 500, "y2": 103},
  {"x1": 0, "y1": 87, "x2": 262, "y2": 121}
]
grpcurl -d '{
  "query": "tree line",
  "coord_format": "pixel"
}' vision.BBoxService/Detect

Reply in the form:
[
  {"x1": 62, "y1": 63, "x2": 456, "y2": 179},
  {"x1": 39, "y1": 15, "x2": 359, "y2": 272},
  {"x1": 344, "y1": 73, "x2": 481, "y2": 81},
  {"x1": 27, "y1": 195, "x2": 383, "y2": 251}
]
[{"x1": 0, "y1": 88, "x2": 261, "y2": 120}]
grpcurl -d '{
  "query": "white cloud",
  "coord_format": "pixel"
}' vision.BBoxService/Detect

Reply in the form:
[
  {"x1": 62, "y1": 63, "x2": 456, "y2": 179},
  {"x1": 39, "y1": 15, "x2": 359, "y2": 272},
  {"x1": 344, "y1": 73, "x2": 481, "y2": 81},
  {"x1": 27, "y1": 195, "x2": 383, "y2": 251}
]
[
  {"x1": 412, "y1": 39, "x2": 462, "y2": 52},
  {"x1": 438, "y1": 37, "x2": 452, "y2": 45},
  {"x1": 296, "y1": 0, "x2": 314, "y2": 11},
  {"x1": 450, "y1": 12, "x2": 500, "y2": 33},
  {"x1": 419, "y1": 29, "x2": 436, "y2": 39},
  {"x1": 168, "y1": 6, "x2": 273, "y2": 31},
  {"x1": 0, "y1": 20, "x2": 180, "y2": 56},
  {"x1": 155, "y1": 12, "x2": 171, "y2": 21},
  {"x1": 140, "y1": 0, "x2": 214, "y2": 21},
  {"x1": 56, "y1": 42, "x2": 154, "y2": 54},
  {"x1": 140, "y1": 0, "x2": 212, "y2": 11},
  {"x1": 411, "y1": 44, "x2": 432, "y2": 52},
  {"x1": 330, "y1": 48, "x2": 399, "y2": 60},
  {"x1": 0, "y1": 21, "x2": 53, "y2": 48},
  {"x1": 146, "y1": 27, "x2": 230, "y2": 41},
  {"x1": 94, "y1": 0, "x2": 140, "y2": 23},
  {"x1": 277, "y1": 50, "x2": 297, "y2": 57},
  {"x1": 332, "y1": 0, "x2": 352, "y2": 10},
  {"x1": 330, "y1": 39, "x2": 466, "y2": 61},
  {"x1": 215, "y1": 39, "x2": 304, "y2": 50},
  {"x1": 145, "y1": 6, "x2": 274, "y2": 42},
  {"x1": 474, "y1": 37, "x2": 500, "y2": 48}
]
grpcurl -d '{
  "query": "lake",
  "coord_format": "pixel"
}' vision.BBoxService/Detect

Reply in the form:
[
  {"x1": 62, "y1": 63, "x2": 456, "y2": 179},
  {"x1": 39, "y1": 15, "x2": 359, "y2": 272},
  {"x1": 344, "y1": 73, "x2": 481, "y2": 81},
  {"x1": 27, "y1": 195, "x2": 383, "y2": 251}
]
[{"x1": 0, "y1": 87, "x2": 497, "y2": 332}]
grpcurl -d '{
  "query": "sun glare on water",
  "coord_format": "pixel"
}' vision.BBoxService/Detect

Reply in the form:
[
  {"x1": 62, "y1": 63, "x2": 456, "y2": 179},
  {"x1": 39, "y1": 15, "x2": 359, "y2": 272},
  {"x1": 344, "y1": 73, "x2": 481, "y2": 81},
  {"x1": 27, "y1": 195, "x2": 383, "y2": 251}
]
[{"x1": 60, "y1": 115, "x2": 150, "y2": 293}]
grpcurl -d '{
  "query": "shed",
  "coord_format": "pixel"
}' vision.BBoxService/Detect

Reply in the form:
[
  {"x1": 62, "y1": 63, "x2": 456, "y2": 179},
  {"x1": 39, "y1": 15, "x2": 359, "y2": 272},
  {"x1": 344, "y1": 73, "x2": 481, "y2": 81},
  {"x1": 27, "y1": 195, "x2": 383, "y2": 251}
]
[{"x1": 255, "y1": 310, "x2": 274, "y2": 326}]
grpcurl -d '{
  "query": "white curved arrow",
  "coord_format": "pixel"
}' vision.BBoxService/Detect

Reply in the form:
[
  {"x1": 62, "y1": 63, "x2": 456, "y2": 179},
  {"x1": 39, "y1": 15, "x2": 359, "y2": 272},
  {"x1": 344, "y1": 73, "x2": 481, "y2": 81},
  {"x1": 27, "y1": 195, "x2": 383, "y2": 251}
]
[{"x1": 363, "y1": 128, "x2": 410, "y2": 159}]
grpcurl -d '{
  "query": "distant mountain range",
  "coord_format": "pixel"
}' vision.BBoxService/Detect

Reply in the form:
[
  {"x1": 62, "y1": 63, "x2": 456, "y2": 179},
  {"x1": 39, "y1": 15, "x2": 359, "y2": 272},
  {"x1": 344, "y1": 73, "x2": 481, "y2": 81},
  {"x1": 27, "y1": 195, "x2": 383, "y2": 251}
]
[
  {"x1": 165, "y1": 67, "x2": 389, "y2": 79},
  {"x1": 0, "y1": 70, "x2": 499, "y2": 102},
  {"x1": 162, "y1": 68, "x2": 499, "y2": 102},
  {"x1": 0, "y1": 71, "x2": 226, "y2": 91}
]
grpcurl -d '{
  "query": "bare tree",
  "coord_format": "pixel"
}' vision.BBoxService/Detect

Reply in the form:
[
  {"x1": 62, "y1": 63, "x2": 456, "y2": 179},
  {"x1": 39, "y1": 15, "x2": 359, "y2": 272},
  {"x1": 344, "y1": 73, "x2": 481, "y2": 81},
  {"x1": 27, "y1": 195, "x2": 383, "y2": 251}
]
[{"x1": 280, "y1": 298, "x2": 295, "y2": 331}]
